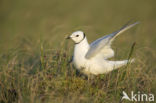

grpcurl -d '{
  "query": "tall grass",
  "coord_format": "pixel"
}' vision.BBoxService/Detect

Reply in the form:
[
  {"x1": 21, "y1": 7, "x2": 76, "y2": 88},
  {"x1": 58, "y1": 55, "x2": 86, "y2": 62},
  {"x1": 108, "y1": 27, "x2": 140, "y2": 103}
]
[{"x1": 0, "y1": 38, "x2": 155, "y2": 103}]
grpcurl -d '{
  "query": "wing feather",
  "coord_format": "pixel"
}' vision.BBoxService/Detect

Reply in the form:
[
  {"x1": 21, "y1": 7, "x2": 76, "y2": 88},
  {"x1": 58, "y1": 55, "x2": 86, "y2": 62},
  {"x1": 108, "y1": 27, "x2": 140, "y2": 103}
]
[{"x1": 85, "y1": 22, "x2": 139, "y2": 59}]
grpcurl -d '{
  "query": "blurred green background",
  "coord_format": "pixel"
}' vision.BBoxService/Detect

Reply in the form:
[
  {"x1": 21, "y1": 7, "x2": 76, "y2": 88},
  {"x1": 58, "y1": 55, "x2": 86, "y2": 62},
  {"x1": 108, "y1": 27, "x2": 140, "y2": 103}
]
[{"x1": 0, "y1": 0, "x2": 156, "y2": 53}]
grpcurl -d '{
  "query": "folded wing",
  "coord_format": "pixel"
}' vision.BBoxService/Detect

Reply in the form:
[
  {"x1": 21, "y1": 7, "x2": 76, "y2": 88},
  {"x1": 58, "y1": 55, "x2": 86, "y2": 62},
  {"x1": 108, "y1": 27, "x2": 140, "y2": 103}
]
[{"x1": 85, "y1": 22, "x2": 139, "y2": 59}]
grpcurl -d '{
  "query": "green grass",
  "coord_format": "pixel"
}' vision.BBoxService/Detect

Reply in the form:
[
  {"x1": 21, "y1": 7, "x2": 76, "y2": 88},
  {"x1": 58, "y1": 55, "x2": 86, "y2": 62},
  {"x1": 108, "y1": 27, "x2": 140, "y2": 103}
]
[{"x1": 0, "y1": 0, "x2": 156, "y2": 103}]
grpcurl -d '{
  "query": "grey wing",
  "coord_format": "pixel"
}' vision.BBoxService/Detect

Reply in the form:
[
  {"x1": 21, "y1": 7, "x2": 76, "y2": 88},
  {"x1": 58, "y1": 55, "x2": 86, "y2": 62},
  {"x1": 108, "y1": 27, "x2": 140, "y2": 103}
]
[{"x1": 85, "y1": 22, "x2": 139, "y2": 59}]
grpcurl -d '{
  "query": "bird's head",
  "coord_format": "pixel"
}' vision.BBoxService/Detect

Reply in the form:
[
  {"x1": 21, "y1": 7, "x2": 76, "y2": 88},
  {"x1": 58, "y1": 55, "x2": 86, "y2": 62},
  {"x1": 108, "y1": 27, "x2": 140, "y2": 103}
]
[{"x1": 66, "y1": 31, "x2": 85, "y2": 44}]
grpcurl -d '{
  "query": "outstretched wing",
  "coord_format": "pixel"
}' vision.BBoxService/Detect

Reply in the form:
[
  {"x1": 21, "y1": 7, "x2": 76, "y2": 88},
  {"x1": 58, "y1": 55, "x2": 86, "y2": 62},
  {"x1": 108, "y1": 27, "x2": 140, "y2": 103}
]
[{"x1": 85, "y1": 22, "x2": 139, "y2": 59}]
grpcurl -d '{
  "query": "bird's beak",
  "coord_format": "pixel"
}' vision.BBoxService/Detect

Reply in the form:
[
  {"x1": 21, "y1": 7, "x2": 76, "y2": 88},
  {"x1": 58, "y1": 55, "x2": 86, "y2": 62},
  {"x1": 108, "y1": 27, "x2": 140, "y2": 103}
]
[{"x1": 66, "y1": 36, "x2": 71, "y2": 39}]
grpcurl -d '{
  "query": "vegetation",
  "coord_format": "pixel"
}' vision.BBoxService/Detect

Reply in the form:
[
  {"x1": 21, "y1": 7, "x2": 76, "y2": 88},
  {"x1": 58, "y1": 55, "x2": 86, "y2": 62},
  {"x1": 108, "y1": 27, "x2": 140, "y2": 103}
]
[{"x1": 0, "y1": 0, "x2": 155, "y2": 103}]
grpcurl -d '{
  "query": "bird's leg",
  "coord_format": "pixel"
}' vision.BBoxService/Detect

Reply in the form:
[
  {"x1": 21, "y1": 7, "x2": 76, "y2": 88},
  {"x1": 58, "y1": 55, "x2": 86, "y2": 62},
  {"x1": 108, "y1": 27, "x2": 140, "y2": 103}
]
[{"x1": 87, "y1": 74, "x2": 91, "y2": 83}]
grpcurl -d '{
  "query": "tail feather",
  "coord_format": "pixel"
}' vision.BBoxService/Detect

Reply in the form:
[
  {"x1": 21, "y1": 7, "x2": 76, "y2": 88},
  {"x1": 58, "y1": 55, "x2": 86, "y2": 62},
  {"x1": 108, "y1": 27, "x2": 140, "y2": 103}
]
[{"x1": 108, "y1": 59, "x2": 134, "y2": 71}]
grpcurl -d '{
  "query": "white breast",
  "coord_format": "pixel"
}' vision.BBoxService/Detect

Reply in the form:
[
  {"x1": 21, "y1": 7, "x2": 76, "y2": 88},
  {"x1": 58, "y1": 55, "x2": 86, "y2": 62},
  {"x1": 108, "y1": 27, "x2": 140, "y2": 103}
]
[{"x1": 73, "y1": 38, "x2": 89, "y2": 69}]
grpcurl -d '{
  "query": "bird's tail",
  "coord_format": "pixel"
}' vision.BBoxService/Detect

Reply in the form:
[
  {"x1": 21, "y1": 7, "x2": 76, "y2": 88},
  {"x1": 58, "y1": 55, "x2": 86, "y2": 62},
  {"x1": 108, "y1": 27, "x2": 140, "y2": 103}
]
[{"x1": 108, "y1": 58, "x2": 134, "y2": 71}]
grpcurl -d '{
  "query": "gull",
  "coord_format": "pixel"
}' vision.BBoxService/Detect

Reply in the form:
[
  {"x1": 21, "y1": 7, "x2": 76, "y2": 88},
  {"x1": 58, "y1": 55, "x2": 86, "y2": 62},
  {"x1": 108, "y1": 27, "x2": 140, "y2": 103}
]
[{"x1": 66, "y1": 22, "x2": 139, "y2": 75}]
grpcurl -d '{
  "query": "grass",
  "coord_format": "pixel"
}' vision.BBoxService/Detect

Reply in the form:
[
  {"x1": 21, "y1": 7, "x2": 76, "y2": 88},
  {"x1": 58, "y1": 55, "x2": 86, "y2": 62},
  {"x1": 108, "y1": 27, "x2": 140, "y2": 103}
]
[
  {"x1": 0, "y1": 0, "x2": 156, "y2": 103},
  {"x1": 0, "y1": 39, "x2": 155, "y2": 103}
]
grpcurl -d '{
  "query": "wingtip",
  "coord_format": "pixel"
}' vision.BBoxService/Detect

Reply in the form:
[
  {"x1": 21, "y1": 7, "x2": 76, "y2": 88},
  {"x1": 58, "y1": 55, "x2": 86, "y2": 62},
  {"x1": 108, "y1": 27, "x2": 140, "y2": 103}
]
[
  {"x1": 129, "y1": 21, "x2": 140, "y2": 27},
  {"x1": 134, "y1": 21, "x2": 140, "y2": 25}
]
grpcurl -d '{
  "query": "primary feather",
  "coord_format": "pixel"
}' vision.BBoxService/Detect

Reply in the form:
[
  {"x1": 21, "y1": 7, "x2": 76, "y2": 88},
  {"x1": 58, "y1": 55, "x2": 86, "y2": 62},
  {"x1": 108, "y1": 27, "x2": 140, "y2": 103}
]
[{"x1": 85, "y1": 22, "x2": 139, "y2": 59}]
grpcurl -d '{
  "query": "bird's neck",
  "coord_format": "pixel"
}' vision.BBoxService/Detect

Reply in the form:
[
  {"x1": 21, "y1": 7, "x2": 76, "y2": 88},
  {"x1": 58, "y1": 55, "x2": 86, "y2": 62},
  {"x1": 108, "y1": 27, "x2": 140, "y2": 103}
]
[
  {"x1": 75, "y1": 37, "x2": 89, "y2": 49},
  {"x1": 74, "y1": 37, "x2": 89, "y2": 57}
]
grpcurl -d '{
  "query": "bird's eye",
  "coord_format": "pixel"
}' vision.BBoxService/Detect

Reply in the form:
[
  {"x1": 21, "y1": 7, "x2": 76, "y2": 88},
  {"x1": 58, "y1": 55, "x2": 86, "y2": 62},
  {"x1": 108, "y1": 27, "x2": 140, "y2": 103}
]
[{"x1": 76, "y1": 35, "x2": 79, "y2": 37}]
